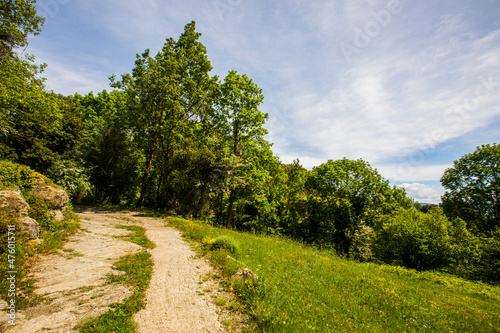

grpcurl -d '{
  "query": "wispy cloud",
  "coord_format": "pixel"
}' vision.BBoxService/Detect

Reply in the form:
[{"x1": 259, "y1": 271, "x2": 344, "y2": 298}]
[
  {"x1": 267, "y1": 2, "x2": 500, "y2": 178},
  {"x1": 376, "y1": 164, "x2": 451, "y2": 182},
  {"x1": 41, "y1": 62, "x2": 111, "y2": 95},
  {"x1": 397, "y1": 183, "x2": 444, "y2": 204},
  {"x1": 27, "y1": 45, "x2": 112, "y2": 95}
]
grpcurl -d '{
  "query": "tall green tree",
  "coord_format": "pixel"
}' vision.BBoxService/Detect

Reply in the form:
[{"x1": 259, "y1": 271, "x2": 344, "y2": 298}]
[
  {"x1": 111, "y1": 21, "x2": 217, "y2": 209},
  {"x1": 1, "y1": 0, "x2": 45, "y2": 136},
  {"x1": 217, "y1": 70, "x2": 267, "y2": 157},
  {"x1": 305, "y1": 158, "x2": 412, "y2": 253},
  {"x1": 0, "y1": 0, "x2": 44, "y2": 58},
  {"x1": 280, "y1": 160, "x2": 309, "y2": 236},
  {"x1": 215, "y1": 70, "x2": 268, "y2": 226},
  {"x1": 0, "y1": 55, "x2": 66, "y2": 172},
  {"x1": 441, "y1": 143, "x2": 500, "y2": 235},
  {"x1": 0, "y1": 0, "x2": 94, "y2": 200}
]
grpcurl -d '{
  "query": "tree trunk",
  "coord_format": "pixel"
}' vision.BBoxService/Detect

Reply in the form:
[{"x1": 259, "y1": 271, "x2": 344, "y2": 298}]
[
  {"x1": 136, "y1": 148, "x2": 155, "y2": 207},
  {"x1": 159, "y1": 141, "x2": 174, "y2": 210},
  {"x1": 226, "y1": 189, "x2": 236, "y2": 228}
]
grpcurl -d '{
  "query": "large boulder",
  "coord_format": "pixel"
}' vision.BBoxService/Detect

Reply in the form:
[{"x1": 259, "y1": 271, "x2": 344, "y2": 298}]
[
  {"x1": 31, "y1": 185, "x2": 69, "y2": 209},
  {"x1": 0, "y1": 190, "x2": 41, "y2": 238},
  {"x1": 21, "y1": 216, "x2": 41, "y2": 239},
  {"x1": 0, "y1": 190, "x2": 30, "y2": 217}
]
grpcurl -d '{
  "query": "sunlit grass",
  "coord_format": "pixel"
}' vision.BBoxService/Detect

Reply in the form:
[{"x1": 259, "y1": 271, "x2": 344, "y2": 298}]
[
  {"x1": 116, "y1": 224, "x2": 156, "y2": 249},
  {"x1": 168, "y1": 216, "x2": 500, "y2": 332}
]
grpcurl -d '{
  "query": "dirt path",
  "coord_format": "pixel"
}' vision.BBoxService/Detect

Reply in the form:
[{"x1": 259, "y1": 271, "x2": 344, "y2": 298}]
[
  {"x1": 0, "y1": 206, "x2": 229, "y2": 332},
  {"x1": 131, "y1": 213, "x2": 224, "y2": 333}
]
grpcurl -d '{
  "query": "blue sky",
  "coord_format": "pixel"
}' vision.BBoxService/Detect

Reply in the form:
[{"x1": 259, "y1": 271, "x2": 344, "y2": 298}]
[{"x1": 27, "y1": 0, "x2": 500, "y2": 203}]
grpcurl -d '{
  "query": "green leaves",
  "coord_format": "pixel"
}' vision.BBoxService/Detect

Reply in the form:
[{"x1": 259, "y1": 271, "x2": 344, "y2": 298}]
[
  {"x1": 441, "y1": 143, "x2": 500, "y2": 235},
  {"x1": 304, "y1": 158, "x2": 412, "y2": 253},
  {"x1": 110, "y1": 21, "x2": 219, "y2": 209},
  {"x1": 218, "y1": 70, "x2": 267, "y2": 157},
  {"x1": 373, "y1": 208, "x2": 476, "y2": 271},
  {"x1": 0, "y1": 0, "x2": 45, "y2": 57},
  {"x1": 0, "y1": 56, "x2": 83, "y2": 173}
]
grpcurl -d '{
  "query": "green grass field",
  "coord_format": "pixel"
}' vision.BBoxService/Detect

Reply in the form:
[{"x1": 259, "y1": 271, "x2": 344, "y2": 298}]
[{"x1": 168, "y1": 217, "x2": 500, "y2": 333}]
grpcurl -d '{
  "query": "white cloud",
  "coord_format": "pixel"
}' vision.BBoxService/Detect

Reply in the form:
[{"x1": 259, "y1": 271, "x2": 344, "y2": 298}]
[
  {"x1": 41, "y1": 62, "x2": 111, "y2": 95},
  {"x1": 376, "y1": 164, "x2": 452, "y2": 182},
  {"x1": 397, "y1": 183, "x2": 444, "y2": 204},
  {"x1": 267, "y1": 17, "x2": 500, "y2": 166},
  {"x1": 29, "y1": 47, "x2": 111, "y2": 95}
]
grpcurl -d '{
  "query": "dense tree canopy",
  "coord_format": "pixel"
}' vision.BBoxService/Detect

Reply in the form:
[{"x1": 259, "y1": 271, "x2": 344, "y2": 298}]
[
  {"x1": 373, "y1": 208, "x2": 475, "y2": 271},
  {"x1": 0, "y1": 54, "x2": 83, "y2": 173},
  {"x1": 0, "y1": 0, "x2": 45, "y2": 57},
  {"x1": 111, "y1": 21, "x2": 218, "y2": 209},
  {"x1": 304, "y1": 158, "x2": 413, "y2": 253},
  {"x1": 441, "y1": 143, "x2": 500, "y2": 235},
  {"x1": 216, "y1": 70, "x2": 268, "y2": 226}
]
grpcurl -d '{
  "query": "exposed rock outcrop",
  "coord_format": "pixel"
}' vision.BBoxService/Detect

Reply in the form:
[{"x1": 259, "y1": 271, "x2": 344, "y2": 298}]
[
  {"x1": 0, "y1": 190, "x2": 41, "y2": 238},
  {"x1": 0, "y1": 162, "x2": 70, "y2": 240},
  {"x1": 32, "y1": 177, "x2": 46, "y2": 185},
  {"x1": 50, "y1": 209, "x2": 65, "y2": 221},
  {"x1": 0, "y1": 190, "x2": 30, "y2": 217},
  {"x1": 31, "y1": 185, "x2": 69, "y2": 209},
  {"x1": 21, "y1": 216, "x2": 41, "y2": 239}
]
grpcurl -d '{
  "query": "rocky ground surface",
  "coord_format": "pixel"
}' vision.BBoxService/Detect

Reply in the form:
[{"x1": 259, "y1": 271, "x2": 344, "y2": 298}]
[{"x1": 0, "y1": 206, "x2": 242, "y2": 332}]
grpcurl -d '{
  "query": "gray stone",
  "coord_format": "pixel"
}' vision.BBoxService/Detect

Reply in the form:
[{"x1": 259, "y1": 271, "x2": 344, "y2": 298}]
[{"x1": 231, "y1": 268, "x2": 258, "y2": 281}]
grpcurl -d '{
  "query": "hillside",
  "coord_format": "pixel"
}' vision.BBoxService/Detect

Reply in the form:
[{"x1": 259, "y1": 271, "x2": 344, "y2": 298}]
[{"x1": 169, "y1": 216, "x2": 500, "y2": 333}]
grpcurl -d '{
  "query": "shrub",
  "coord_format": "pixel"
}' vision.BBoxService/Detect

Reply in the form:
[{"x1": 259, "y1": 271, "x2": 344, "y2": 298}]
[
  {"x1": 373, "y1": 208, "x2": 466, "y2": 271},
  {"x1": 346, "y1": 223, "x2": 374, "y2": 262},
  {"x1": 27, "y1": 195, "x2": 53, "y2": 231},
  {"x1": 47, "y1": 160, "x2": 93, "y2": 202},
  {"x1": 458, "y1": 228, "x2": 500, "y2": 284},
  {"x1": 211, "y1": 235, "x2": 239, "y2": 254},
  {"x1": 0, "y1": 160, "x2": 51, "y2": 193},
  {"x1": 233, "y1": 276, "x2": 261, "y2": 307}
]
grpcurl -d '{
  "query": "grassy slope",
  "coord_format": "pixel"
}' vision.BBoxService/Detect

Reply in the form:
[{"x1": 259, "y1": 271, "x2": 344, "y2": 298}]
[{"x1": 169, "y1": 217, "x2": 500, "y2": 333}]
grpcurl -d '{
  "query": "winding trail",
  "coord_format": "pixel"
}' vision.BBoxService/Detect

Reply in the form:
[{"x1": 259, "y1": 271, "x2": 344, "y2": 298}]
[
  {"x1": 129, "y1": 211, "x2": 224, "y2": 333},
  {"x1": 0, "y1": 206, "x2": 228, "y2": 332}
]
